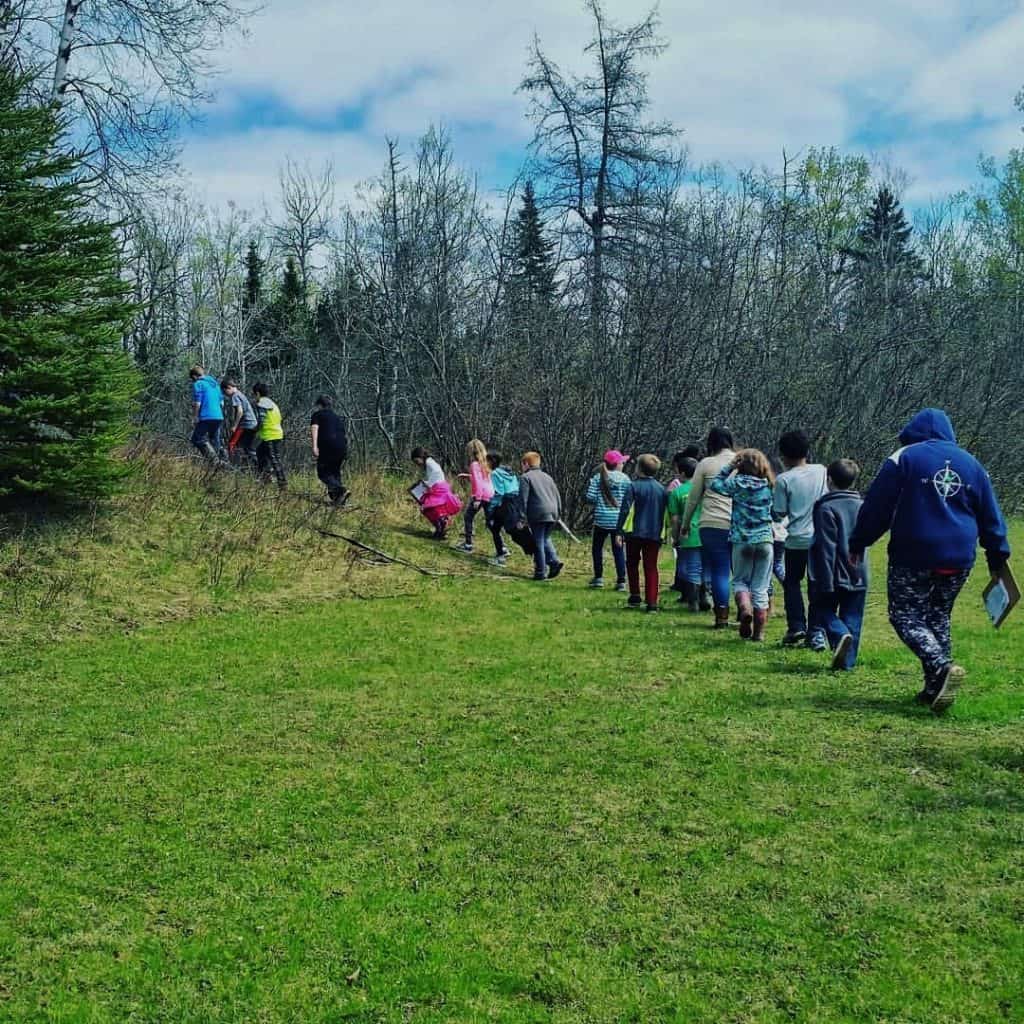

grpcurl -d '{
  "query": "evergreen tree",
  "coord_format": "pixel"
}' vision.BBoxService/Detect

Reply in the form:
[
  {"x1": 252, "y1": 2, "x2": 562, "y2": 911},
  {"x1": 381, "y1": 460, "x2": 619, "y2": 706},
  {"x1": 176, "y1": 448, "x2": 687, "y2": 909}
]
[
  {"x1": 280, "y1": 255, "x2": 305, "y2": 312},
  {"x1": 0, "y1": 67, "x2": 138, "y2": 504},
  {"x1": 241, "y1": 241, "x2": 264, "y2": 314},
  {"x1": 511, "y1": 181, "x2": 556, "y2": 301},
  {"x1": 849, "y1": 187, "x2": 921, "y2": 270}
]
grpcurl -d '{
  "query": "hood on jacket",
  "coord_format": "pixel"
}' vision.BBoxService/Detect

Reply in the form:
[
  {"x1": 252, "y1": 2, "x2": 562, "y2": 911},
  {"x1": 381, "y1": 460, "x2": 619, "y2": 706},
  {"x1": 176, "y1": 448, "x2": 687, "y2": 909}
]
[{"x1": 899, "y1": 408, "x2": 956, "y2": 446}]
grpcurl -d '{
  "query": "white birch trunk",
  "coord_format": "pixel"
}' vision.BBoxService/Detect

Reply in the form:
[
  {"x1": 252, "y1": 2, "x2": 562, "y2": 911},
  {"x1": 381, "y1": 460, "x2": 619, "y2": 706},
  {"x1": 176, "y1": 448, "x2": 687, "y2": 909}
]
[{"x1": 52, "y1": 0, "x2": 85, "y2": 101}]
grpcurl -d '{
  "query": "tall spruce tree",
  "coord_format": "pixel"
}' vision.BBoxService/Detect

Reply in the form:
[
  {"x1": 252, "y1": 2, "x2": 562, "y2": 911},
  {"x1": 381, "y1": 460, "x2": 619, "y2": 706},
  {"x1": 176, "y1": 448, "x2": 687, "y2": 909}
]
[
  {"x1": 511, "y1": 181, "x2": 556, "y2": 302},
  {"x1": 847, "y1": 186, "x2": 922, "y2": 273},
  {"x1": 241, "y1": 241, "x2": 264, "y2": 314},
  {"x1": 0, "y1": 67, "x2": 137, "y2": 504}
]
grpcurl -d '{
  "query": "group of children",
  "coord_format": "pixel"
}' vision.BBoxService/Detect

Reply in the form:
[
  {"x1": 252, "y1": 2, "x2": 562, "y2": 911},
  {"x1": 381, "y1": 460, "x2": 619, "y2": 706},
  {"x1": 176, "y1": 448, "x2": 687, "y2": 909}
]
[
  {"x1": 188, "y1": 366, "x2": 349, "y2": 505},
  {"x1": 412, "y1": 412, "x2": 1013, "y2": 715},
  {"x1": 411, "y1": 430, "x2": 865, "y2": 665}
]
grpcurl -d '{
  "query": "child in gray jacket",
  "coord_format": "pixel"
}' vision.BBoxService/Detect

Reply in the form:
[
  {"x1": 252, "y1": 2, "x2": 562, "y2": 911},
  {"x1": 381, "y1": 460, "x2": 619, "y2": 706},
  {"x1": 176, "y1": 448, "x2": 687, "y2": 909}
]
[
  {"x1": 519, "y1": 451, "x2": 564, "y2": 581},
  {"x1": 809, "y1": 459, "x2": 868, "y2": 671}
]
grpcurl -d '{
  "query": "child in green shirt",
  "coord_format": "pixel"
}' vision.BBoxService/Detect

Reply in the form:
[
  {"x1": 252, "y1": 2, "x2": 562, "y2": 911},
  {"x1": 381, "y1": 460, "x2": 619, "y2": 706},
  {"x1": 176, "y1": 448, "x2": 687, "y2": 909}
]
[{"x1": 668, "y1": 456, "x2": 706, "y2": 611}]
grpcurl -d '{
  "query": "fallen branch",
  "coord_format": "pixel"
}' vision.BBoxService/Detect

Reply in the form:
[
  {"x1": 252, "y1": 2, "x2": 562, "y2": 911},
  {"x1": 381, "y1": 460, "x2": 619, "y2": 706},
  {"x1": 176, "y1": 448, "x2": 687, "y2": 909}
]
[{"x1": 314, "y1": 527, "x2": 448, "y2": 577}]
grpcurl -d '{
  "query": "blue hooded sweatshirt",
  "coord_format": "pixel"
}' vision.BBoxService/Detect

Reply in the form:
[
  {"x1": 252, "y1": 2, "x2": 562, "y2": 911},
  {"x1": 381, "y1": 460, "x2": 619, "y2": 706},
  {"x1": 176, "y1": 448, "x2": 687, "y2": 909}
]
[{"x1": 850, "y1": 408, "x2": 1010, "y2": 572}]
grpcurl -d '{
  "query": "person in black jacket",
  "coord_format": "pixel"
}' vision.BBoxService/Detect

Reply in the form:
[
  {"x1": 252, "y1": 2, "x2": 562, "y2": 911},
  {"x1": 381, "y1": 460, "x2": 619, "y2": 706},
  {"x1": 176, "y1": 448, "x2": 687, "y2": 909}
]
[
  {"x1": 809, "y1": 460, "x2": 868, "y2": 671},
  {"x1": 310, "y1": 395, "x2": 349, "y2": 505}
]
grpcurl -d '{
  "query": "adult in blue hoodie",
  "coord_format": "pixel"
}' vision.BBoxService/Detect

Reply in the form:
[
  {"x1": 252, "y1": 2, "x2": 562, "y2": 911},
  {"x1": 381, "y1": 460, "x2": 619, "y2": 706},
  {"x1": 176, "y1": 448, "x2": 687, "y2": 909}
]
[{"x1": 850, "y1": 408, "x2": 1010, "y2": 714}]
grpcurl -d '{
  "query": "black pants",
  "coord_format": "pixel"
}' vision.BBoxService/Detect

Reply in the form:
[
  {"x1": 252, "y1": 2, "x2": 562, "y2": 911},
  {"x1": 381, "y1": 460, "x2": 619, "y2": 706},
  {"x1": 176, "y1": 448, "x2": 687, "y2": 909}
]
[
  {"x1": 464, "y1": 498, "x2": 486, "y2": 545},
  {"x1": 257, "y1": 439, "x2": 287, "y2": 488},
  {"x1": 485, "y1": 506, "x2": 508, "y2": 556},
  {"x1": 316, "y1": 449, "x2": 346, "y2": 500}
]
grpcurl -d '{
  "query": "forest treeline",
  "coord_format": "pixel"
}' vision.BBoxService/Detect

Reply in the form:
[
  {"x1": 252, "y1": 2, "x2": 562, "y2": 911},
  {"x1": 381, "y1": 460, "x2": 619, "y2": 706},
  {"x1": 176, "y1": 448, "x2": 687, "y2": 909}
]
[{"x1": 4, "y1": 1, "x2": 1024, "y2": 512}]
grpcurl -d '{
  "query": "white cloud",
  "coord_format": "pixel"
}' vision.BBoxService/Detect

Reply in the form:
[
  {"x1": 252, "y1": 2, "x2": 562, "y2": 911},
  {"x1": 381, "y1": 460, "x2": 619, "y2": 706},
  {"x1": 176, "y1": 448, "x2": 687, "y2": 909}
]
[
  {"x1": 178, "y1": 0, "x2": 1024, "y2": 209},
  {"x1": 179, "y1": 127, "x2": 386, "y2": 213}
]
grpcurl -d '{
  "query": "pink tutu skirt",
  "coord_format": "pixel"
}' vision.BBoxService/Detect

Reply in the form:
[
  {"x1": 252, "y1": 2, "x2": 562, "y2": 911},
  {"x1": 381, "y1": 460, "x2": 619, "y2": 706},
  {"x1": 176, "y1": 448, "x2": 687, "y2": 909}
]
[{"x1": 419, "y1": 481, "x2": 462, "y2": 525}]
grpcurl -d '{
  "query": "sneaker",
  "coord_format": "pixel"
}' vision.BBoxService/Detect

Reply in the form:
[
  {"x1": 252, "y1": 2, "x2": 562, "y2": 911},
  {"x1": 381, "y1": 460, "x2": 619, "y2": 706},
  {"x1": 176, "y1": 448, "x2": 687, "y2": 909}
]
[
  {"x1": 615, "y1": 580, "x2": 627, "y2": 592},
  {"x1": 548, "y1": 562, "x2": 564, "y2": 580},
  {"x1": 930, "y1": 664, "x2": 966, "y2": 715},
  {"x1": 456, "y1": 542, "x2": 474, "y2": 553},
  {"x1": 781, "y1": 630, "x2": 807, "y2": 647},
  {"x1": 588, "y1": 577, "x2": 605, "y2": 589},
  {"x1": 487, "y1": 555, "x2": 508, "y2": 567},
  {"x1": 806, "y1": 632, "x2": 828, "y2": 653},
  {"x1": 627, "y1": 595, "x2": 643, "y2": 607},
  {"x1": 645, "y1": 604, "x2": 660, "y2": 613},
  {"x1": 533, "y1": 573, "x2": 549, "y2": 581},
  {"x1": 915, "y1": 688, "x2": 936, "y2": 706},
  {"x1": 832, "y1": 634, "x2": 853, "y2": 671}
]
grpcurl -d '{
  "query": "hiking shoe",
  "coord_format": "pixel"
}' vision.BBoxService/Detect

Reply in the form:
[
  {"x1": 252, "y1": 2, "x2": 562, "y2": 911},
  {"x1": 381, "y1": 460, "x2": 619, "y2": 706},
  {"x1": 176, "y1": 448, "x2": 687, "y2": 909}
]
[
  {"x1": 806, "y1": 631, "x2": 828, "y2": 653},
  {"x1": 781, "y1": 630, "x2": 806, "y2": 647},
  {"x1": 832, "y1": 634, "x2": 853, "y2": 671},
  {"x1": 627, "y1": 595, "x2": 643, "y2": 607},
  {"x1": 588, "y1": 577, "x2": 605, "y2": 589},
  {"x1": 548, "y1": 562, "x2": 564, "y2": 580},
  {"x1": 615, "y1": 580, "x2": 627, "y2": 592},
  {"x1": 930, "y1": 664, "x2": 966, "y2": 715}
]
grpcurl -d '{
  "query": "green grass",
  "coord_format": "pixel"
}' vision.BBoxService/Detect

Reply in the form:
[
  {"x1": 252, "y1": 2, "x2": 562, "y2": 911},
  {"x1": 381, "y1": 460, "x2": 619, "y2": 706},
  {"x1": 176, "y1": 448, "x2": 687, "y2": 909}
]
[{"x1": 2, "y1": 461, "x2": 1023, "y2": 1022}]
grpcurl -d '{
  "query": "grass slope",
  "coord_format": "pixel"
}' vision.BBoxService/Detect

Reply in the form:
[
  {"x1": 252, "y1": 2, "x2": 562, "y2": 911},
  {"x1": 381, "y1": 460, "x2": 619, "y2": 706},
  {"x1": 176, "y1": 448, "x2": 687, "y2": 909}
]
[{"x1": 2, "y1": 462, "x2": 1022, "y2": 1022}]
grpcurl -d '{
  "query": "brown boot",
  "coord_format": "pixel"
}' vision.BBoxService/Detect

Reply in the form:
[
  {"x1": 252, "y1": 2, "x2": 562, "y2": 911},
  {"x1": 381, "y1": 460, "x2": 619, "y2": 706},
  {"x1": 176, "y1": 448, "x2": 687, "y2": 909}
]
[
  {"x1": 713, "y1": 605, "x2": 731, "y2": 629},
  {"x1": 737, "y1": 593, "x2": 754, "y2": 639},
  {"x1": 752, "y1": 608, "x2": 768, "y2": 642}
]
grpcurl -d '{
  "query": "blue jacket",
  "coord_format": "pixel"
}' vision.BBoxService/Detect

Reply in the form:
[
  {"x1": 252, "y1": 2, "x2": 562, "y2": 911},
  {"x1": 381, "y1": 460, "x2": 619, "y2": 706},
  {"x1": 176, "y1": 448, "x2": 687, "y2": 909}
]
[
  {"x1": 617, "y1": 476, "x2": 668, "y2": 543},
  {"x1": 850, "y1": 408, "x2": 1010, "y2": 572},
  {"x1": 487, "y1": 466, "x2": 519, "y2": 510},
  {"x1": 708, "y1": 466, "x2": 774, "y2": 545}
]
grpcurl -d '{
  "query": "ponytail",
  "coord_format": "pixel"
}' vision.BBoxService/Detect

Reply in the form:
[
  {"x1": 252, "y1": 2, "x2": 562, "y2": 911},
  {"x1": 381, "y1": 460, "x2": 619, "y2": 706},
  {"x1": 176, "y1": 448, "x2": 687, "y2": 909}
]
[{"x1": 599, "y1": 462, "x2": 619, "y2": 507}]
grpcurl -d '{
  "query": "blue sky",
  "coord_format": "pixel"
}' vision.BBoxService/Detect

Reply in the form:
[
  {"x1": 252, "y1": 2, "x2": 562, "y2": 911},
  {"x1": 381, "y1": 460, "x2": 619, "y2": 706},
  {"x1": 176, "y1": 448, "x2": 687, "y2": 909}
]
[{"x1": 178, "y1": 0, "x2": 1024, "y2": 214}]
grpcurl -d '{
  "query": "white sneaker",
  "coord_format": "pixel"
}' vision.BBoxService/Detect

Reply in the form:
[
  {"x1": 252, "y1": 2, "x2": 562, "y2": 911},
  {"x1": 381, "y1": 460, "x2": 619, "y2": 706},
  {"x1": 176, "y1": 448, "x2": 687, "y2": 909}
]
[{"x1": 831, "y1": 634, "x2": 853, "y2": 671}]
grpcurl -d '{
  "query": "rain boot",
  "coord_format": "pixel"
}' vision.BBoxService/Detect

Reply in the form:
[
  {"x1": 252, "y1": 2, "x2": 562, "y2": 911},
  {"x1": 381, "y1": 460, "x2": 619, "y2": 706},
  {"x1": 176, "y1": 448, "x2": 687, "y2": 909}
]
[
  {"x1": 737, "y1": 592, "x2": 754, "y2": 640},
  {"x1": 752, "y1": 608, "x2": 768, "y2": 642}
]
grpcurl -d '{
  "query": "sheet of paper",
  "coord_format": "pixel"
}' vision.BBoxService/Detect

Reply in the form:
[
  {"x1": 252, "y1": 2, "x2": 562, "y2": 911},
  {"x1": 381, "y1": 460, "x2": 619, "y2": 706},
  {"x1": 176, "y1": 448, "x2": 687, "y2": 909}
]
[{"x1": 409, "y1": 482, "x2": 428, "y2": 503}]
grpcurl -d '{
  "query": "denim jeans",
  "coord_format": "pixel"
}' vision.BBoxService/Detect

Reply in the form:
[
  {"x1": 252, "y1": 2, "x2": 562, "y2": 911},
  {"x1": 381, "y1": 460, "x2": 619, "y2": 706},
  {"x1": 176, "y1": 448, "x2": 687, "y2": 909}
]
[
  {"x1": 674, "y1": 546, "x2": 703, "y2": 586},
  {"x1": 813, "y1": 589, "x2": 866, "y2": 669},
  {"x1": 529, "y1": 522, "x2": 559, "y2": 578},
  {"x1": 592, "y1": 526, "x2": 626, "y2": 581},
  {"x1": 783, "y1": 548, "x2": 824, "y2": 639},
  {"x1": 699, "y1": 527, "x2": 732, "y2": 607},
  {"x1": 732, "y1": 542, "x2": 774, "y2": 610},
  {"x1": 191, "y1": 418, "x2": 222, "y2": 457}
]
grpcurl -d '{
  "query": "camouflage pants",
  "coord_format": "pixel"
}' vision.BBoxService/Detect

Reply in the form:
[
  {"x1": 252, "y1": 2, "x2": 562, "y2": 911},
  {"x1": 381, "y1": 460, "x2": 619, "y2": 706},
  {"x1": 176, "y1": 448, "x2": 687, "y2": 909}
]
[{"x1": 887, "y1": 565, "x2": 971, "y2": 687}]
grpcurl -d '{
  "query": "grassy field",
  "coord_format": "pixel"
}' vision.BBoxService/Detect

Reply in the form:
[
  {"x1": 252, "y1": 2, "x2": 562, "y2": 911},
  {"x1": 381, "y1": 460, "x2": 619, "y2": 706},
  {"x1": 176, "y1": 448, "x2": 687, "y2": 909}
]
[{"x1": 2, "y1": 458, "x2": 1023, "y2": 1022}]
